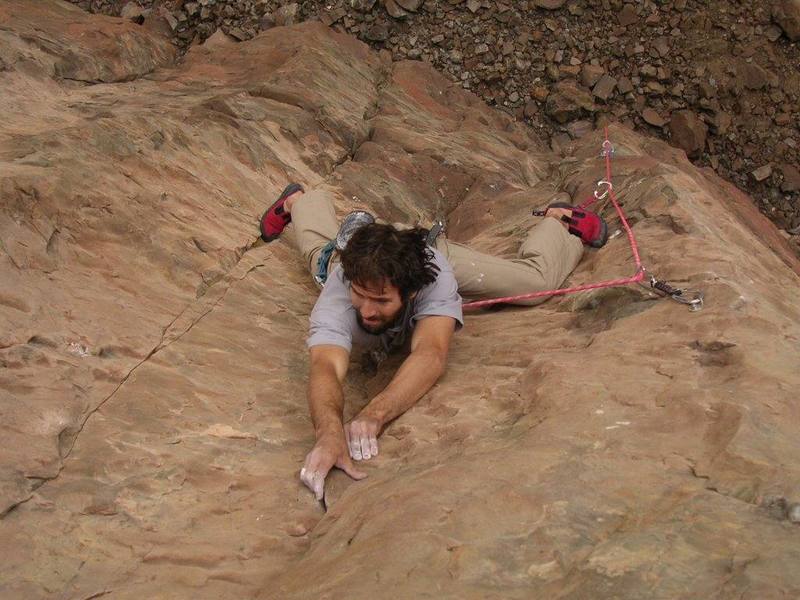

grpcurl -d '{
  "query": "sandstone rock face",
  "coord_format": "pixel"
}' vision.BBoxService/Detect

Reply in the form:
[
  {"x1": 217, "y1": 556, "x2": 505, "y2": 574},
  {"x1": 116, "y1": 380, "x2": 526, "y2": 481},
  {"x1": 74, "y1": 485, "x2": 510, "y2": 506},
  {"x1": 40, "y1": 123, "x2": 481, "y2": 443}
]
[
  {"x1": 68, "y1": 0, "x2": 800, "y2": 236},
  {"x1": 2, "y1": 3, "x2": 800, "y2": 599}
]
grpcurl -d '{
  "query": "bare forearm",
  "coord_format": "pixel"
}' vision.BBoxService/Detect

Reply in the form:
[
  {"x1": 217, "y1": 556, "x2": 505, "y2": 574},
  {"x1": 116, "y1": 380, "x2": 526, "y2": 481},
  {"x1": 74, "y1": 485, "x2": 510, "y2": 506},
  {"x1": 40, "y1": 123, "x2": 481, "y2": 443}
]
[
  {"x1": 361, "y1": 350, "x2": 445, "y2": 426},
  {"x1": 308, "y1": 367, "x2": 345, "y2": 438}
]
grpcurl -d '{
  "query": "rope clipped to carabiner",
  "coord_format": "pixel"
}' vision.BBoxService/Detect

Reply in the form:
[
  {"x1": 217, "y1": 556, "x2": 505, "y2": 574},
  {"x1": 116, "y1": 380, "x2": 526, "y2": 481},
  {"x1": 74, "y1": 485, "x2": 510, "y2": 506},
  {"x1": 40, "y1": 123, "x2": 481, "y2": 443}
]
[{"x1": 461, "y1": 129, "x2": 705, "y2": 312}]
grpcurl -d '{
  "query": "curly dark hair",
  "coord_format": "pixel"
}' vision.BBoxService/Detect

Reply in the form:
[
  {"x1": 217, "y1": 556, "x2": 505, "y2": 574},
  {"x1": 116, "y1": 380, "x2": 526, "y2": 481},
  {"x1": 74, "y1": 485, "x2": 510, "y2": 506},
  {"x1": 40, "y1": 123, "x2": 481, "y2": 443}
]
[{"x1": 339, "y1": 224, "x2": 440, "y2": 299}]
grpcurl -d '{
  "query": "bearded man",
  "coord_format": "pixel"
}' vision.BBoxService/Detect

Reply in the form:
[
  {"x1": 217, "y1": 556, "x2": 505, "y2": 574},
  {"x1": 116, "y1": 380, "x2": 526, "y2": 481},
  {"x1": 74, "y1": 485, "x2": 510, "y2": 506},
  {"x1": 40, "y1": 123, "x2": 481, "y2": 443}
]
[{"x1": 260, "y1": 183, "x2": 607, "y2": 500}]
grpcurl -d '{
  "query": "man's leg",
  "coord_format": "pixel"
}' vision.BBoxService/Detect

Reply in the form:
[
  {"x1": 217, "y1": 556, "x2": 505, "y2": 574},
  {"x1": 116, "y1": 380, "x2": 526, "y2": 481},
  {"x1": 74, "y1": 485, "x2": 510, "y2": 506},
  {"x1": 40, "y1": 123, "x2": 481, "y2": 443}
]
[
  {"x1": 437, "y1": 216, "x2": 584, "y2": 306},
  {"x1": 287, "y1": 189, "x2": 340, "y2": 279}
]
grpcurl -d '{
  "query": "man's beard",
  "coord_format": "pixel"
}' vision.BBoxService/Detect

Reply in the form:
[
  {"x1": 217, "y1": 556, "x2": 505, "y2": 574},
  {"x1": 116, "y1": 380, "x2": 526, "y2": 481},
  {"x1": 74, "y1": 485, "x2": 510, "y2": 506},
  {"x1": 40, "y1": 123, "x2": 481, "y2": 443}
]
[{"x1": 355, "y1": 302, "x2": 406, "y2": 335}]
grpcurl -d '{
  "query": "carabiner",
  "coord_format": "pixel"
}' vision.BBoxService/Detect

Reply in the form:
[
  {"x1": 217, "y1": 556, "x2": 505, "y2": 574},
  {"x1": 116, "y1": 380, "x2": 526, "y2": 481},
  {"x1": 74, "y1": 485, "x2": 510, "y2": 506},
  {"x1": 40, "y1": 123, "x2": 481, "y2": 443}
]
[
  {"x1": 594, "y1": 180, "x2": 613, "y2": 200},
  {"x1": 670, "y1": 289, "x2": 704, "y2": 312},
  {"x1": 648, "y1": 274, "x2": 704, "y2": 312}
]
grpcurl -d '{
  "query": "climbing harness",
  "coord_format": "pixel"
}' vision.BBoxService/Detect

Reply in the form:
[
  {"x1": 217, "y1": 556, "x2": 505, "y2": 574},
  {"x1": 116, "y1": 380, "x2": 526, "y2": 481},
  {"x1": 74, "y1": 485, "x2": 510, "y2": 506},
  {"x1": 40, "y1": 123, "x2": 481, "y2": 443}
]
[
  {"x1": 314, "y1": 240, "x2": 337, "y2": 288},
  {"x1": 315, "y1": 213, "x2": 445, "y2": 288},
  {"x1": 461, "y1": 127, "x2": 703, "y2": 312}
]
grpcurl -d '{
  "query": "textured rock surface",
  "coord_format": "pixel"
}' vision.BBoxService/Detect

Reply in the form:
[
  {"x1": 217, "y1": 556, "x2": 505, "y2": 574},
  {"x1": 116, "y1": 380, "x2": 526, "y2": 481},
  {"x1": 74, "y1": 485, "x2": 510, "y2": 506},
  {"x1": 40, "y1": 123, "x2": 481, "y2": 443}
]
[
  {"x1": 68, "y1": 0, "x2": 800, "y2": 238},
  {"x1": 2, "y1": 3, "x2": 800, "y2": 599}
]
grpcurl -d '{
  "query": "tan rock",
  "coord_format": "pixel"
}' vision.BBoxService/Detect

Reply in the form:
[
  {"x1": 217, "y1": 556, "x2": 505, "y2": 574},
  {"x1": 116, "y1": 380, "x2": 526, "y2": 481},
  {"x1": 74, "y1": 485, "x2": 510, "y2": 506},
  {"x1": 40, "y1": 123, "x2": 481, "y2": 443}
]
[
  {"x1": 642, "y1": 107, "x2": 667, "y2": 127},
  {"x1": 752, "y1": 164, "x2": 773, "y2": 182},
  {"x1": 395, "y1": 0, "x2": 423, "y2": 11},
  {"x1": 668, "y1": 110, "x2": 708, "y2": 158},
  {"x1": 580, "y1": 63, "x2": 605, "y2": 88},
  {"x1": 592, "y1": 74, "x2": 617, "y2": 101},
  {"x1": 773, "y1": 0, "x2": 800, "y2": 41},
  {"x1": 618, "y1": 4, "x2": 639, "y2": 26},
  {"x1": 2, "y1": 3, "x2": 800, "y2": 599},
  {"x1": 780, "y1": 164, "x2": 800, "y2": 192},
  {"x1": 545, "y1": 80, "x2": 596, "y2": 123},
  {"x1": 384, "y1": 0, "x2": 409, "y2": 18}
]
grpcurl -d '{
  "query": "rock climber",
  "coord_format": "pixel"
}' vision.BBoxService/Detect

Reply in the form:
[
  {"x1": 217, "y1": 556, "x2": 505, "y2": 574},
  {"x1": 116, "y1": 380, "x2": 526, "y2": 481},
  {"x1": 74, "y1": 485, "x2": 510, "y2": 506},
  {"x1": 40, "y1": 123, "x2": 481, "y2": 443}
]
[{"x1": 259, "y1": 184, "x2": 608, "y2": 500}]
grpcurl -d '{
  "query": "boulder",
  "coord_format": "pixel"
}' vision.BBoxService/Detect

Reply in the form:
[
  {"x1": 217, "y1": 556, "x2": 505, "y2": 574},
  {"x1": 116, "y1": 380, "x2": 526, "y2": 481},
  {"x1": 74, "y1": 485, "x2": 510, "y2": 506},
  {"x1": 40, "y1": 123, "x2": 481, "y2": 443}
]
[
  {"x1": 532, "y1": 0, "x2": 567, "y2": 8},
  {"x1": 618, "y1": 4, "x2": 639, "y2": 26},
  {"x1": 274, "y1": 3, "x2": 299, "y2": 26},
  {"x1": 120, "y1": 2, "x2": 145, "y2": 23},
  {"x1": 669, "y1": 110, "x2": 708, "y2": 158},
  {"x1": 592, "y1": 74, "x2": 617, "y2": 101},
  {"x1": 751, "y1": 164, "x2": 773, "y2": 182},
  {"x1": 642, "y1": 107, "x2": 667, "y2": 127},
  {"x1": 384, "y1": 0, "x2": 409, "y2": 18},
  {"x1": 350, "y1": 0, "x2": 378, "y2": 11},
  {"x1": 617, "y1": 76, "x2": 634, "y2": 94},
  {"x1": 738, "y1": 61, "x2": 771, "y2": 91},
  {"x1": 580, "y1": 63, "x2": 605, "y2": 88},
  {"x1": 395, "y1": 0, "x2": 423, "y2": 11},
  {"x1": 773, "y1": 0, "x2": 800, "y2": 41},
  {"x1": 780, "y1": 164, "x2": 800, "y2": 192},
  {"x1": 545, "y1": 80, "x2": 595, "y2": 123}
]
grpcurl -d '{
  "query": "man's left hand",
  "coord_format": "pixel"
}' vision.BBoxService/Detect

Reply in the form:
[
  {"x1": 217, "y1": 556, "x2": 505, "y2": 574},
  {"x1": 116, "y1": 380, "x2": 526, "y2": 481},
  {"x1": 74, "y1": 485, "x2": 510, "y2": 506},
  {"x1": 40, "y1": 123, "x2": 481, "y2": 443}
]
[{"x1": 345, "y1": 415, "x2": 381, "y2": 461}]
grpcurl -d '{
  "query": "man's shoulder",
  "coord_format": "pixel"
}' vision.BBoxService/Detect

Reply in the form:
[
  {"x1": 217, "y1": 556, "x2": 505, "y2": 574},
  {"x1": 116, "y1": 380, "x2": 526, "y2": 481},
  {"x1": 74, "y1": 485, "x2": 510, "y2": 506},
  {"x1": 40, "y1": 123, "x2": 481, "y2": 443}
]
[
  {"x1": 307, "y1": 266, "x2": 357, "y2": 351},
  {"x1": 413, "y1": 247, "x2": 463, "y2": 327}
]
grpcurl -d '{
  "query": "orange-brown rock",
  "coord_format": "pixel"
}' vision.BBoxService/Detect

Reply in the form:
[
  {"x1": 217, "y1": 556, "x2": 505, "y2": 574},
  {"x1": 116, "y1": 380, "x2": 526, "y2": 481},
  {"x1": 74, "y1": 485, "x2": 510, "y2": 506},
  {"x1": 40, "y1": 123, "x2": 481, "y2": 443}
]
[{"x1": 1, "y1": 2, "x2": 799, "y2": 599}]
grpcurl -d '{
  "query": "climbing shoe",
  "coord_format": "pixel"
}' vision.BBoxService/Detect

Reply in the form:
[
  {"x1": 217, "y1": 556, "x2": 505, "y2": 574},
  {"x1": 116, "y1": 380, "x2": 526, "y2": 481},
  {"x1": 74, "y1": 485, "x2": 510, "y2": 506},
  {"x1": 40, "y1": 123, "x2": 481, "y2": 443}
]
[
  {"x1": 259, "y1": 183, "x2": 304, "y2": 242},
  {"x1": 335, "y1": 210, "x2": 375, "y2": 251},
  {"x1": 545, "y1": 202, "x2": 609, "y2": 249}
]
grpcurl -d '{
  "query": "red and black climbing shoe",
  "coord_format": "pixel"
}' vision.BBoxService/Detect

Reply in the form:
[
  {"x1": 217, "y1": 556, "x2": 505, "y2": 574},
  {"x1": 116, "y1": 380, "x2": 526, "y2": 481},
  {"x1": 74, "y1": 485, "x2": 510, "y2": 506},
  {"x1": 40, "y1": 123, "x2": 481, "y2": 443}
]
[
  {"x1": 545, "y1": 202, "x2": 609, "y2": 249},
  {"x1": 259, "y1": 183, "x2": 304, "y2": 242}
]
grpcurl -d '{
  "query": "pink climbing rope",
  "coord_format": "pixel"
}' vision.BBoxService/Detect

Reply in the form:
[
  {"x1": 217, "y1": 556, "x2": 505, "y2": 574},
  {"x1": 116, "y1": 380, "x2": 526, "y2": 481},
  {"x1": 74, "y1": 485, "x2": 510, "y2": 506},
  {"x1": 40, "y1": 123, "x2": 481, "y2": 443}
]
[{"x1": 462, "y1": 127, "x2": 645, "y2": 311}]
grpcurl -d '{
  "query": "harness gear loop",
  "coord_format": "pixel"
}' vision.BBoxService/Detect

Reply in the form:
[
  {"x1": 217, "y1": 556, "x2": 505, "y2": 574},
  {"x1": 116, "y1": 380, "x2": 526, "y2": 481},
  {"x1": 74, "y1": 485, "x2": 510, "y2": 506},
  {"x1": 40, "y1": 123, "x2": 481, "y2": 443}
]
[
  {"x1": 314, "y1": 240, "x2": 337, "y2": 288},
  {"x1": 594, "y1": 180, "x2": 613, "y2": 200}
]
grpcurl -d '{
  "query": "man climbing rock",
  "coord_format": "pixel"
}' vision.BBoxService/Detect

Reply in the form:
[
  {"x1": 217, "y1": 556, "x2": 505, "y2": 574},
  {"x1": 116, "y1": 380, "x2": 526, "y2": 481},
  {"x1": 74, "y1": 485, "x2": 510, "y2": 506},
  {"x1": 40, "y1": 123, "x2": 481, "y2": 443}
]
[{"x1": 260, "y1": 184, "x2": 608, "y2": 500}]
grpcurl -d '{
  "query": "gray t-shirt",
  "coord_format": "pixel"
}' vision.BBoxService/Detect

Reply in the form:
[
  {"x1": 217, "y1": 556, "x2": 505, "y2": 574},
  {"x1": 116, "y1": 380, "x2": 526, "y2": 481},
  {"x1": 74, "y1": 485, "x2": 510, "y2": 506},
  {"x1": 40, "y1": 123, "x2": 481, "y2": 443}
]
[{"x1": 307, "y1": 247, "x2": 463, "y2": 355}]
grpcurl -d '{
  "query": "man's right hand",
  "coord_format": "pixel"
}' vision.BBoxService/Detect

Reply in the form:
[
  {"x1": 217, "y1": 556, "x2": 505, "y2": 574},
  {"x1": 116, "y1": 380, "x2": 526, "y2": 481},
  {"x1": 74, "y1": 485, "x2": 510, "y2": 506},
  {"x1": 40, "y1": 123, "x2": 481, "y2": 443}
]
[{"x1": 300, "y1": 432, "x2": 367, "y2": 501}]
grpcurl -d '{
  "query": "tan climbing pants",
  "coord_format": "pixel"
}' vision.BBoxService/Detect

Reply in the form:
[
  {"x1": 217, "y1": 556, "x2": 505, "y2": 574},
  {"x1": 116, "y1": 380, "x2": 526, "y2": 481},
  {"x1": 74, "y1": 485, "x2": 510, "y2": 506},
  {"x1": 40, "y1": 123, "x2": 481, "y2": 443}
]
[{"x1": 290, "y1": 189, "x2": 584, "y2": 306}]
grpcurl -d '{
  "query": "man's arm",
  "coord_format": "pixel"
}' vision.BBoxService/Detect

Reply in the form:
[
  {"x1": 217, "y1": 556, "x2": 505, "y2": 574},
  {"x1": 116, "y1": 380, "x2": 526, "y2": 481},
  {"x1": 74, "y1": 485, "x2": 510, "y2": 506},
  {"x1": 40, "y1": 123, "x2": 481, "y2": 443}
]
[
  {"x1": 308, "y1": 344, "x2": 349, "y2": 436},
  {"x1": 346, "y1": 315, "x2": 456, "y2": 460},
  {"x1": 300, "y1": 345, "x2": 366, "y2": 500}
]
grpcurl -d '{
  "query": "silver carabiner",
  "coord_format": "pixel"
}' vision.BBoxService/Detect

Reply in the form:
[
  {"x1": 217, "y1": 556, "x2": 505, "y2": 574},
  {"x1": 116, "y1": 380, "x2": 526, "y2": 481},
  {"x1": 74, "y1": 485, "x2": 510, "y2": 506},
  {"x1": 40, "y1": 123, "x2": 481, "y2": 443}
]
[
  {"x1": 670, "y1": 289, "x2": 704, "y2": 312},
  {"x1": 647, "y1": 273, "x2": 704, "y2": 312},
  {"x1": 600, "y1": 140, "x2": 614, "y2": 158},
  {"x1": 594, "y1": 180, "x2": 613, "y2": 200}
]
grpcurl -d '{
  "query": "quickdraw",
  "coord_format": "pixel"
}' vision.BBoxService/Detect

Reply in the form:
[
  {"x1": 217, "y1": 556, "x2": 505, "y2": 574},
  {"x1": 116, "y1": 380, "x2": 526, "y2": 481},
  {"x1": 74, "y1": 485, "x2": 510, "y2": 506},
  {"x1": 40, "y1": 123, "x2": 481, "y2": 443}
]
[{"x1": 644, "y1": 271, "x2": 704, "y2": 312}]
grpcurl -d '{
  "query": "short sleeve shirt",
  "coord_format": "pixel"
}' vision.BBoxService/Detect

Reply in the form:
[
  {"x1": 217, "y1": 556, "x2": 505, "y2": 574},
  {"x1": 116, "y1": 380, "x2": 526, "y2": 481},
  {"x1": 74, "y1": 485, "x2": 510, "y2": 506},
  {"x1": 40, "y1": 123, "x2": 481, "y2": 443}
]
[{"x1": 307, "y1": 247, "x2": 463, "y2": 354}]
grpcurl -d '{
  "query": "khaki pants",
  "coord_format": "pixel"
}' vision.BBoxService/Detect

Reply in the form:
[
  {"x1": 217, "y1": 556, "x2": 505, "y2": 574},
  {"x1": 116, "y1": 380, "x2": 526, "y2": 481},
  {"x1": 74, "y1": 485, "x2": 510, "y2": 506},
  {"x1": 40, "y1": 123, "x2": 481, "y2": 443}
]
[{"x1": 291, "y1": 189, "x2": 584, "y2": 306}]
